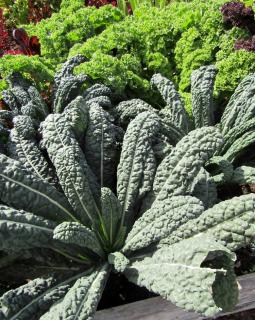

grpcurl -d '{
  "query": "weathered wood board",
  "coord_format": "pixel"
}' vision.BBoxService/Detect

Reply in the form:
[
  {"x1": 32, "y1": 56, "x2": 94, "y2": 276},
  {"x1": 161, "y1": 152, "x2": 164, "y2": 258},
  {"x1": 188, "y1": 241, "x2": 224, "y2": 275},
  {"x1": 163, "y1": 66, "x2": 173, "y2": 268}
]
[{"x1": 95, "y1": 273, "x2": 255, "y2": 320}]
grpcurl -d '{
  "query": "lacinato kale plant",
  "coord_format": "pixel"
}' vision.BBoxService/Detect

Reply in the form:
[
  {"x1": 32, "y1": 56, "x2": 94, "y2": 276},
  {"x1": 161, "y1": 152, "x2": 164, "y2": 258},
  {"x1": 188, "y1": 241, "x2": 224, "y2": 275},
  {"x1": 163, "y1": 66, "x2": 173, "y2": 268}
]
[
  {"x1": 3, "y1": 57, "x2": 255, "y2": 195},
  {"x1": 2, "y1": 60, "x2": 255, "y2": 319},
  {"x1": 114, "y1": 65, "x2": 255, "y2": 193}
]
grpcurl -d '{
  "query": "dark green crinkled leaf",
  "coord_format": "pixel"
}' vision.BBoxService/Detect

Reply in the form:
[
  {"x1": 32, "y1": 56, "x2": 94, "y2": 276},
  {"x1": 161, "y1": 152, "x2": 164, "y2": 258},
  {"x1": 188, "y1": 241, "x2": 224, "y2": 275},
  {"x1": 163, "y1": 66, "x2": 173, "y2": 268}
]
[
  {"x1": 9, "y1": 115, "x2": 54, "y2": 184},
  {"x1": 63, "y1": 96, "x2": 89, "y2": 142},
  {"x1": 219, "y1": 118, "x2": 255, "y2": 156},
  {"x1": 86, "y1": 95, "x2": 112, "y2": 109},
  {"x1": 126, "y1": 235, "x2": 237, "y2": 317},
  {"x1": 0, "y1": 154, "x2": 75, "y2": 222},
  {"x1": 53, "y1": 55, "x2": 87, "y2": 91},
  {"x1": 108, "y1": 252, "x2": 130, "y2": 273},
  {"x1": 122, "y1": 196, "x2": 204, "y2": 253},
  {"x1": 41, "y1": 265, "x2": 110, "y2": 320},
  {"x1": 191, "y1": 168, "x2": 218, "y2": 209},
  {"x1": 24, "y1": 86, "x2": 49, "y2": 120},
  {"x1": 158, "y1": 110, "x2": 186, "y2": 145},
  {"x1": 153, "y1": 127, "x2": 224, "y2": 202},
  {"x1": 117, "y1": 111, "x2": 160, "y2": 228},
  {"x1": 151, "y1": 73, "x2": 189, "y2": 133},
  {"x1": 162, "y1": 194, "x2": 255, "y2": 251},
  {"x1": 4, "y1": 74, "x2": 33, "y2": 107},
  {"x1": 152, "y1": 139, "x2": 173, "y2": 163},
  {"x1": 54, "y1": 74, "x2": 90, "y2": 114},
  {"x1": 0, "y1": 110, "x2": 14, "y2": 122},
  {"x1": 1, "y1": 271, "x2": 92, "y2": 320},
  {"x1": 233, "y1": 166, "x2": 255, "y2": 185},
  {"x1": 206, "y1": 156, "x2": 234, "y2": 185},
  {"x1": 116, "y1": 99, "x2": 156, "y2": 127},
  {"x1": 223, "y1": 131, "x2": 255, "y2": 163},
  {"x1": 84, "y1": 103, "x2": 121, "y2": 189},
  {"x1": 100, "y1": 187, "x2": 122, "y2": 246},
  {"x1": 83, "y1": 83, "x2": 113, "y2": 102},
  {"x1": 0, "y1": 205, "x2": 57, "y2": 250},
  {"x1": 191, "y1": 65, "x2": 217, "y2": 128},
  {"x1": 53, "y1": 222, "x2": 104, "y2": 257},
  {"x1": 41, "y1": 113, "x2": 100, "y2": 226},
  {"x1": 221, "y1": 74, "x2": 255, "y2": 136},
  {"x1": 3, "y1": 73, "x2": 48, "y2": 121},
  {"x1": 2, "y1": 90, "x2": 19, "y2": 114}
]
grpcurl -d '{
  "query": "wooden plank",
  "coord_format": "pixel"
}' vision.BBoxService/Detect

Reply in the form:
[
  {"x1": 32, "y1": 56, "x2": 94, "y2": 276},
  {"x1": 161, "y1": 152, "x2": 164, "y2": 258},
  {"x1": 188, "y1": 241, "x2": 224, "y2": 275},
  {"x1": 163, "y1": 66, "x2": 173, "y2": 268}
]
[{"x1": 95, "y1": 273, "x2": 255, "y2": 320}]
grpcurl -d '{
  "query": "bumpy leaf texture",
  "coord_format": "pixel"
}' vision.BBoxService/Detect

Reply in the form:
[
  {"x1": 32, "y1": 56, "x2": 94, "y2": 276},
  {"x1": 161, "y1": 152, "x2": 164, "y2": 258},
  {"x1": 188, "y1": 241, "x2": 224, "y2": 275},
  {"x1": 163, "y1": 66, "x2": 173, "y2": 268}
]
[
  {"x1": 41, "y1": 265, "x2": 109, "y2": 320},
  {"x1": 8, "y1": 115, "x2": 54, "y2": 184},
  {"x1": 153, "y1": 127, "x2": 224, "y2": 201},
  {"x1": 233, "y1": 165, "x2": 255, "y2": 184},
  {"x1": 191, "y1": 65, "x2": 217, "y2": 128},
  {"x1": 122, "y1": 195, "x2": 204, "y2": 252},
  {"x1": 84, "y1": 102, "x2": 120, "y2": 189},
  {"x1": 151, "y1": 73, "x2": 189, "y2": 134},
  {"x1": 1, "y1": 271, "x2": 94, "y2": 319},
  {"x1": 0, "y1": 153, "x2": 75, "y2": 222},
  {"x1": 117, "y1": 111, "x2": 160, "y2": 228},
  {"x1": 41, "y1": 112, "x2": 100, "y2": 226},
  {"x1": 162, "y1": 194, "x2": 255, "y2": 252},
  {"x1": 53, "y1": 222, "x2": 104, "y2": 257},
  {"x1": 0, "y1": 205, "x2": 57, "y2": 250},
  {"x1": 1, "y1": 64, "x2": 255, "y2": 319},
  {"x1": 125, "y1": 235, "x2": 237, "y2": 317},
  {"x1": 2, "y1": 73, "x2": 49, "y2": 121}
]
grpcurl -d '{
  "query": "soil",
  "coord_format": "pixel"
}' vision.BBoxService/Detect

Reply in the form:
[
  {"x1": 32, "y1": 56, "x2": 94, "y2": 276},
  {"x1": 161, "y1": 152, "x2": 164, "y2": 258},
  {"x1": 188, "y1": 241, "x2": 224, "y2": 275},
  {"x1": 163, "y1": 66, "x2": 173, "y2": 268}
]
[{"x1": 98, "y1": 273, "x2": 157, "y2": 310}]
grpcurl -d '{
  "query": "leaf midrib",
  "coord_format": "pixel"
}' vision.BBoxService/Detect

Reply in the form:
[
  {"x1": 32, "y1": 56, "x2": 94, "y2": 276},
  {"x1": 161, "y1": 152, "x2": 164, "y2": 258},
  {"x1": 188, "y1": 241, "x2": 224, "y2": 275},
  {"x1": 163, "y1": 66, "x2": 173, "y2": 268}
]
[
  {"x1": 8, "y1": 269, "x2": 94, "y2": 320},
  {"x1": 16, "y1": 131, "x2": 50, "y2": 183},
  {"x1": 53, "y1": 117, "x2": 93, "y2": 223},
  {"x1": 0, "y1": 172, "x2": 76, "y2": 222}
]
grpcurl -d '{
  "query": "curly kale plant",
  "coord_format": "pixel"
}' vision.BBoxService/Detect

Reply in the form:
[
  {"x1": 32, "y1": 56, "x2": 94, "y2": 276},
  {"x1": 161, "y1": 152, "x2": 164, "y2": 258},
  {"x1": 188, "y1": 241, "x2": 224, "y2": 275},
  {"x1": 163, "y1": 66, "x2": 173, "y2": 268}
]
[
  {"x1": 1, "y1": 65, "x2": 255, "y2": 318},
  {"x1": 115, "y1": 65, "x2": 255, "y2": 188},
  {"x1": 69, "y1": 0, "x2": 255, "y2": 105},
  {"x1": 25, "y1": 0, "x2": 123, "y2": 62},
  {"x1": 0, "y1": 1, "x2": 124, "y2": 94},
  {"x1": 1, "y1": 0, "x2": 255, "y2": 109},
  {"x1": 1, "y1": 0, "x2": 61, "y2": 26}
]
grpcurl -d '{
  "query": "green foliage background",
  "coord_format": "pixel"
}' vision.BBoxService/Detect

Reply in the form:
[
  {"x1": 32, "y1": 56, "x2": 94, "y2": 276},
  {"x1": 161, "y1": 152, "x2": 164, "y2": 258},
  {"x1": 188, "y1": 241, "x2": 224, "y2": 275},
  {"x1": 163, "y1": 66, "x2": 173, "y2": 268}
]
[
  {"x1": 1, "y1": 0, "x2": 62, "y2": 26},
  {"x1": 1, "y1": 0, "x2": 255, "y2": 111}
]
